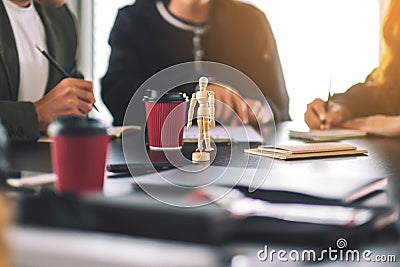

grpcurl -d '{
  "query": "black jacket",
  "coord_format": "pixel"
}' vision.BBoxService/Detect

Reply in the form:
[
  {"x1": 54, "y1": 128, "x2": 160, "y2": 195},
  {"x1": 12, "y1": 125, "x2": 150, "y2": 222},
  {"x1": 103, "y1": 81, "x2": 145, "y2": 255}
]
[
  {"x1": 0, "y1": 2, "x2": 79, "y2": 141},
  {"x1": 101, "y1": 0, "x2": 290, "y2": 126}
]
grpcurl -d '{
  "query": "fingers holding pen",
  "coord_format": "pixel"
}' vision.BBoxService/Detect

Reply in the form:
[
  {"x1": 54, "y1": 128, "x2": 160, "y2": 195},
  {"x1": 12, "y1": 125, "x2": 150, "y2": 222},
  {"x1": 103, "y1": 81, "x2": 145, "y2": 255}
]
[
  {"x1": 35, "y1": 46, "x2": 98, "y2": 111},
  {"x1": 305, "y1": 98, "x2": 352, "y2": 130},
  {"x1": 325, "y1": 102, "x2": 351, "y2": 128},
  {"x1": 74, "y1": 79, "x2": 99, "y2": 111},
  {"x1": 74, "y1": 79, "x2": 94, "y2": 92},
  {"x1": 305, "y1": 98, "x2": 327, "y2": 129},
  {"x1": 61, "y1": 78, "x2": 95, "y2": 104},
  {"x1": 34, "y1": 78, "x2": 95, "y2": 132},
  {"x1": 76, "y1": 87, "x2": 95, "y2": 104}
]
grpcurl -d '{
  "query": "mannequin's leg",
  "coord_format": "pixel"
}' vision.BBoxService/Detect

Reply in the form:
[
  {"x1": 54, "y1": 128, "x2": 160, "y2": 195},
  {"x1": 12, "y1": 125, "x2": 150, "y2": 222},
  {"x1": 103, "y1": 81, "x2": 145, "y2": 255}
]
[
  {"x1": 197, "y1": 117, "x2": 204, "y2": 152},
  {"x1": 204, "y1": 117, "x2": 213, "y2": 151}
]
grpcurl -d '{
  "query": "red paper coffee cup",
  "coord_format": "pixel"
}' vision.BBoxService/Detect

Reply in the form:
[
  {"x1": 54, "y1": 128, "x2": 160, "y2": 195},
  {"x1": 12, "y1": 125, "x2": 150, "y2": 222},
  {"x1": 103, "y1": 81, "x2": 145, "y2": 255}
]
[
  {"x1": 143, "y1": 90, "x2": 188, "y2": 150},
  {"x1": 48, "y1": 116, "x2": 109, "y2": 194}
]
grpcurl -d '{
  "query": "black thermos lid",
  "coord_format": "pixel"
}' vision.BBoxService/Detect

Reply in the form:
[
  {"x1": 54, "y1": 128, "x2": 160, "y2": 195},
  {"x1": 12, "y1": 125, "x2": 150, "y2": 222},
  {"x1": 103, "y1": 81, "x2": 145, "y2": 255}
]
[{"x1": 143, "y1": 89, "x2": 189, "y2": 103}]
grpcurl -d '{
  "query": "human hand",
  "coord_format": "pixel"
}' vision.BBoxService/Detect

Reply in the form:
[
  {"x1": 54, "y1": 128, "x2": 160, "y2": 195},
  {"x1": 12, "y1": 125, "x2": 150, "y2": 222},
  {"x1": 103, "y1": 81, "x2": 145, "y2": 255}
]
[
  {"x1": 341, "y1": 115, "x2": 400, "y2": 137},
  {"x1": 208, "y1": 84, "x2": 255, "y2": 126},
  {"x1": 187, "y1": 120, "x2": 192, "y2": 129},
  {"x1": 34, "y1": 78, "x2": 94, "y2": 133},
  {"x1": 304, "y1": 98, "x2": 351, "y2": 129}
]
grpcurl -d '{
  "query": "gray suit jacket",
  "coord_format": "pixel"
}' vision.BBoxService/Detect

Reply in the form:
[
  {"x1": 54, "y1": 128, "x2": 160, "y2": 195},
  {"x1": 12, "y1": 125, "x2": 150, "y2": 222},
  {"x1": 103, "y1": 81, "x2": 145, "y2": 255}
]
[{"x1": 0, "y1": 1, "x2": 79, "y2": 141}]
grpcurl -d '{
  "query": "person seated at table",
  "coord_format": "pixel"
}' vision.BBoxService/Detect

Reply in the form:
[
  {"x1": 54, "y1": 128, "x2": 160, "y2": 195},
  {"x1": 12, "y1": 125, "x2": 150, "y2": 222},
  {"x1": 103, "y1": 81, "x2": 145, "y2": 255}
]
[
  {"x1": 0, "y1": 0, "x2": 95, "y2": 142},
  {"x1": 101, "y1": 0, "x2": 290, "y2": 127},
  {"x1": 304, "y1": 0, "x2": 400, "y2": 137}
]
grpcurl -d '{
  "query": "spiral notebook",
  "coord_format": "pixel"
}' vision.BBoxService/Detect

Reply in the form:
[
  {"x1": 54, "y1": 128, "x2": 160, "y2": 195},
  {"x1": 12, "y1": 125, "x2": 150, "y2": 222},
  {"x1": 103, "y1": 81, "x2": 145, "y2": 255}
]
[{"x1": 244, "y1": 142, "x2": 368, "y2": 160}]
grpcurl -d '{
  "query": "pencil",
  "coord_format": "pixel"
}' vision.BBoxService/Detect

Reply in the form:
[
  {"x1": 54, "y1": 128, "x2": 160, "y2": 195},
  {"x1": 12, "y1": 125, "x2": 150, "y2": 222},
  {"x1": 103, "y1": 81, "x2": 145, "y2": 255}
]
[
  {"x1": 321, "y1": 76, "x2": 332, "y2": 127},
  {"x1": 324, "y1": 76, "x2": 332, "y2": 112},
  {"x1": 35, "y1": 45, "x2": 99, "y2": 112}
]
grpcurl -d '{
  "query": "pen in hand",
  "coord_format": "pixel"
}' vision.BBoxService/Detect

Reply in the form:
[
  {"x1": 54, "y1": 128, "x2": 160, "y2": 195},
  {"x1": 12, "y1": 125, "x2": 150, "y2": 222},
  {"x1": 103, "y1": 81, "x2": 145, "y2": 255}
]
[
  {"x1": 35, "y1": 44, "x2": 99, "y2": 112},
  {"x1": 321, "y1": 76, "x2": 332, "y2": 128}
]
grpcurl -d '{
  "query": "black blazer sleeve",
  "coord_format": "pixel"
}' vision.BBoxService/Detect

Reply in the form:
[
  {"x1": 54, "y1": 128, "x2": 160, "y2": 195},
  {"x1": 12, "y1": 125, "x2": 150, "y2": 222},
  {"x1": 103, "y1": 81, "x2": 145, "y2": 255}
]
[
  {"x1": 101, "y1": 8, "x2": 148, "y2": 126},
  {"x1": 247, "y1": 11, "x2": 290, "y2": 122},
  {"x1": 331, "y1": 71, "x2": 400, "y2": 118},
  {"x1": 0, "y1": 102, "x2": 40, "y2": 141}
]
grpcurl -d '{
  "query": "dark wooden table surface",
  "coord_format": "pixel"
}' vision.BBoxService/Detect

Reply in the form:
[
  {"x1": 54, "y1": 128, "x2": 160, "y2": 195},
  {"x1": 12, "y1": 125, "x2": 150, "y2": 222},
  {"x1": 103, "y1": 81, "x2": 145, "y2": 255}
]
[{"x1": 7, "y1": 122, "x2": 400, "y2": 266}]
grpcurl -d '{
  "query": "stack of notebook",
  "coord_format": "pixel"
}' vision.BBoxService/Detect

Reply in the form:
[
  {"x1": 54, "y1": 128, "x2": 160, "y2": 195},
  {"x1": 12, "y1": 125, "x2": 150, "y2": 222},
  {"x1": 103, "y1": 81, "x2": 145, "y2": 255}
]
[{"x1": 244, "y1": 142, "x2": 368, "y2": 160}]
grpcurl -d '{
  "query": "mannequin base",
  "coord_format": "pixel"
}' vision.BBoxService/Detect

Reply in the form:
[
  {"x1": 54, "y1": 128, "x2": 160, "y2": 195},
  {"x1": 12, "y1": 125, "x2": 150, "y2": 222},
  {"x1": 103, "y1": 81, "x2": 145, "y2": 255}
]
[{"x1": 192, "y1": 151, "x2": 210, "y2": 162}]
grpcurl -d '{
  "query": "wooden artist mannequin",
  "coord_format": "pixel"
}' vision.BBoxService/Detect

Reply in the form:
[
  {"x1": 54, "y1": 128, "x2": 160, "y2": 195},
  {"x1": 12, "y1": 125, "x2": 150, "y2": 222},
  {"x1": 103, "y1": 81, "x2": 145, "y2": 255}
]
[{"x1": 187, "y1": 77, "x2": 215, "y2": 162}]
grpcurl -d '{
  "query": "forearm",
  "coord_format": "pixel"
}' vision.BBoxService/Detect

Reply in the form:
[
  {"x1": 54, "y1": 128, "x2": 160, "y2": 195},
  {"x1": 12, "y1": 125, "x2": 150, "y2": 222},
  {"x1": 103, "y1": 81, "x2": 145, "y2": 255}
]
[
  {"x1": 332, "y1": 82, "x2": 400, "y2": 119},
  {"x1": 342, "y1": 115, "x2": 400, "y2": 137},
  {"x1": 383, "y1": 116, "x2": 400, "y2": 137}
]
